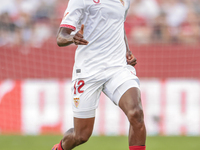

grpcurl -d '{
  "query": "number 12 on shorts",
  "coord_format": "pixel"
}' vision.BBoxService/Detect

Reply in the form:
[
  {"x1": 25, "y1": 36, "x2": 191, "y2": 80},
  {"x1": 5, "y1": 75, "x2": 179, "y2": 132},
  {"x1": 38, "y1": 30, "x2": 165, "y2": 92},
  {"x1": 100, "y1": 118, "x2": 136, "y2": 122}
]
[{"x1": 74, "y1": 80, "x2": 85, "y2": 94}]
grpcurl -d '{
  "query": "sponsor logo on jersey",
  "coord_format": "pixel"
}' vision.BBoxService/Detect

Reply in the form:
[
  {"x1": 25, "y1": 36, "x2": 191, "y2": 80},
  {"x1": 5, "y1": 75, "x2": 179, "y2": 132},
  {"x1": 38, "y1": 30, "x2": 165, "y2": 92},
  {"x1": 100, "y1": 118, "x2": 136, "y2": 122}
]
[
  {"x1": 62, "y1": 12, "x2": 69, "y2": 20},
  {"x1": 74, "y1": 98, "x2": 80, "y2": 107},
  {"x1": 120, "y1": 0, "x2": 124, "y2": 6},
  {"x1": 93, "y1": 0, "x2": 100, "y2": 4}
]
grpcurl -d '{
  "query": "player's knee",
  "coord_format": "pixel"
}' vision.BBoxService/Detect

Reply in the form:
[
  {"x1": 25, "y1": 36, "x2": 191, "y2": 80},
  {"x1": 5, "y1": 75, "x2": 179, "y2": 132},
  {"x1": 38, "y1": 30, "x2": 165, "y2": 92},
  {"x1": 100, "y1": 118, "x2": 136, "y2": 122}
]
[
  {"x1": 74, "y1": 129, "x2": 92, "y2": 145},
  {"x1": 74, "y1": 134, "x2": 90, "y2": 145},
  {"x1": 127, "y1": 107, "x2": 144, "y2": 126}
]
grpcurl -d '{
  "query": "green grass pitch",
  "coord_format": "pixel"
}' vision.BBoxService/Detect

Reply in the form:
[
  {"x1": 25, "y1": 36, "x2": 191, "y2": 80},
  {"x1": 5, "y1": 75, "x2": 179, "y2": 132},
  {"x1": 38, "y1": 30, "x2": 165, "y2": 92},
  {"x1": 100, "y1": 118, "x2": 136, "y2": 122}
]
[{"x1": 0, "y1": 135, "x2": 200, "y2": 150}]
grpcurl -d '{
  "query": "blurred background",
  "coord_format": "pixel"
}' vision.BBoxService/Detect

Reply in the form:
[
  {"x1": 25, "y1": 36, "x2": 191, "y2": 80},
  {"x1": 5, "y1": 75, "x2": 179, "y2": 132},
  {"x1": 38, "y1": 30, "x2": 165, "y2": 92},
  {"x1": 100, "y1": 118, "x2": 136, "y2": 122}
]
[
  {"x1": 1, "y1": 0, "x2": 200, "y2": 46},
  {"x1": 0, "y1": 0, "x2": 200, "y2": 149}
]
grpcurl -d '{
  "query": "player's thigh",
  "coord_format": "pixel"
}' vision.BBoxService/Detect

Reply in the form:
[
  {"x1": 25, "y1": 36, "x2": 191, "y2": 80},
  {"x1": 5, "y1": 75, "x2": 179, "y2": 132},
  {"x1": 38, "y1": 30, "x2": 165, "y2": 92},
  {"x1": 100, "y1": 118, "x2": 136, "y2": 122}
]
[
  {"x1": 118, "y1": 86, "x2": 142, "y2": 116},
  {"x1": 103, "y1": 65, "x2": 140, "y2": 105}
]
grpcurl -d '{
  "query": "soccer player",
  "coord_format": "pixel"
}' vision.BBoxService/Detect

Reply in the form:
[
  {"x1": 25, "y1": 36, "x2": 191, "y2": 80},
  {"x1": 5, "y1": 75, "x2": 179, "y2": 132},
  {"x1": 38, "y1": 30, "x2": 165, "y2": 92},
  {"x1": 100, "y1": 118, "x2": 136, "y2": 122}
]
[{"x1": 52, "y1": 0, "x2": 146, "y2": 150}]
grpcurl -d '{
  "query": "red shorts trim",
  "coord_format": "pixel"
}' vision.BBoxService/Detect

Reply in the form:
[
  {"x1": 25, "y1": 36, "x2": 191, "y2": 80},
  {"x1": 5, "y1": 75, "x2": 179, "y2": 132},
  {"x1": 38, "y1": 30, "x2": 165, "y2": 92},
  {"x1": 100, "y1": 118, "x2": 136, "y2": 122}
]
[{"x1": 60, "y1": 24, "x2": 76, "y2": 31}]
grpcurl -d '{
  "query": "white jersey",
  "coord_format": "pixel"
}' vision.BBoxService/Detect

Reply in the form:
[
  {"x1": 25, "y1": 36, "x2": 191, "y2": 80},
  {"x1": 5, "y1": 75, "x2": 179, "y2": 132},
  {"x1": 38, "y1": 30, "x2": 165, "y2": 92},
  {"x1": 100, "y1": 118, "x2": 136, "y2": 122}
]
[{"x1": 60, "y1": 0, "x2": 130, "y2": 80}]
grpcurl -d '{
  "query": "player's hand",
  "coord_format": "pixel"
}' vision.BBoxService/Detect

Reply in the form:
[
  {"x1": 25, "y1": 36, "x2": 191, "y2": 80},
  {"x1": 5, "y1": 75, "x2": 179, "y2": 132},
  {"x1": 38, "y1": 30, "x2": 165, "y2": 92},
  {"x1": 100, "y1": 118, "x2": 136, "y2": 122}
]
[
  {"x1": 73, "y1": 24, "x2": 89, "y2": 45},
  {"x1": 126, "y1": 51, "x2": 137, "y2": 67}
]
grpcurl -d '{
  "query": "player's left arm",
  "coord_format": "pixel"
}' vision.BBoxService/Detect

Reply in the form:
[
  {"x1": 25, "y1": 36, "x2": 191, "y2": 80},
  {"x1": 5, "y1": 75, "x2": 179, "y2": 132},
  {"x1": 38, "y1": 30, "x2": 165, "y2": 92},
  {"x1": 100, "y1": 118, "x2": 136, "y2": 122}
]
[{"x1": 124, "y1": 29, "x2": 137, "y2": 66}]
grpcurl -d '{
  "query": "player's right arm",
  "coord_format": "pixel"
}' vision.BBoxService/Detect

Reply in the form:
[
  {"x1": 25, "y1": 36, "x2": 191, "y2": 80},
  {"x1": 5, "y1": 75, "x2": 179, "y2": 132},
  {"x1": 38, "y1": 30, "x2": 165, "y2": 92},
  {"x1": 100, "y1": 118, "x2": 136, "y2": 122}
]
[
  {"x1": 57, "y1": 24, "x2": 89, "y2": 47},
  {"x1": 57, "y1": 27, "x2": 74, "y2": 47},
  {"x1": 57, "y1": 0, "x2": 88, "y2": 47}
]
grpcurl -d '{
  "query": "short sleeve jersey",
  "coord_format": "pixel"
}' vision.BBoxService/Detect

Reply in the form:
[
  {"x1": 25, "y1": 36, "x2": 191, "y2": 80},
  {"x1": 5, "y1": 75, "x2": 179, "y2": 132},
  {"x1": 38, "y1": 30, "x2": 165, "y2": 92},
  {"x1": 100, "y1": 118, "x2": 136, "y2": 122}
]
[{"x1": 60, "y1": 0, "x2": 130, "y2": 80}]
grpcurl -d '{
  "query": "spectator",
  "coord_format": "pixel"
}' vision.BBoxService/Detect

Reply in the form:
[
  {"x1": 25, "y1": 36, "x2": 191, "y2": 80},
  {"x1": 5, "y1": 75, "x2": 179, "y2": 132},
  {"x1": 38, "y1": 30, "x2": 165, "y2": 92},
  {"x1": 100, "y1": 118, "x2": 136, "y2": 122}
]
[
  {"x1": 0, "y1": 12, "x2": 18, "y2": 46},
  {"x1": 151, "y1": 13, "x2": 168, "y2": 43},
  {"x1": 160, "y1": 0, "x2": 188, "y2": 43},
  {"x1": 179, "y1": 10, "x2": 200, "y2": 44},
  {"x1": 127, "y1": 0, "x2": 160, "y2": 44},
  {"x1": 129, "y1": 0, "x2": 160, "y2": 22},
  {"x1": 31, "y1": 19, "x2": 52, "y2": 48}
]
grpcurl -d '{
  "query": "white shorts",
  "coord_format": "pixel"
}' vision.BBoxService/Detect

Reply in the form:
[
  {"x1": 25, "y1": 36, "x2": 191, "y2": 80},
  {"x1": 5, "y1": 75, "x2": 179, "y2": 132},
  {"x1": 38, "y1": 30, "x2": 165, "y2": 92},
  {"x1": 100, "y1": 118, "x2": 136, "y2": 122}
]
[{"x1": 71, "y1": 65, "x2": 140, "y2": 118}]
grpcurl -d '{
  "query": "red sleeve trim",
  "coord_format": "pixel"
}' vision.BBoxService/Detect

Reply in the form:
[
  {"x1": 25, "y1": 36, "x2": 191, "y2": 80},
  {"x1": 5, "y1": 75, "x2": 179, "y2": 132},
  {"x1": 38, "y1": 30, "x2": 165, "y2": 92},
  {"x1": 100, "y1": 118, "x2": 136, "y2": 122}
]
[{"x1": 60, "y1": 24, "x2": 76, "y2": 31}]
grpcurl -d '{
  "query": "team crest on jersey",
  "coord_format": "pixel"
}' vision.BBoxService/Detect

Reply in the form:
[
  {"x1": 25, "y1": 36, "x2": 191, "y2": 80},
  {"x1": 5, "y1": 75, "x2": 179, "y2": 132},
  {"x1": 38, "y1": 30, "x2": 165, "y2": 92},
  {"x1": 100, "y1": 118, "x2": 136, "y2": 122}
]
[
  {"x1": 74, "y1": 98, "x2": 80, "y2": 107},
  {"x1": 120, "y1": 0, "x2": 124, "y2": 6},
  {"x1": 93, "y1": 0, "x2": 100, "y2": 4}
]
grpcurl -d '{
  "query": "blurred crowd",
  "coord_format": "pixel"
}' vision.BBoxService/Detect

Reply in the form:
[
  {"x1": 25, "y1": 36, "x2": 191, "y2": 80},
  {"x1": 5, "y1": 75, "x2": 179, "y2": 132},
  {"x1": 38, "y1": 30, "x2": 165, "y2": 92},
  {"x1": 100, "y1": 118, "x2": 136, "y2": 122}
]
[
  {"x1": 1, "y1": 0, "x2": 200, "y2": 47},
  {"x1": 0, "y1": 0, "x2": 66, "y2": 47},
  {"x1": 126, "y1": 0, "x2": 200, "y2": 44}
]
